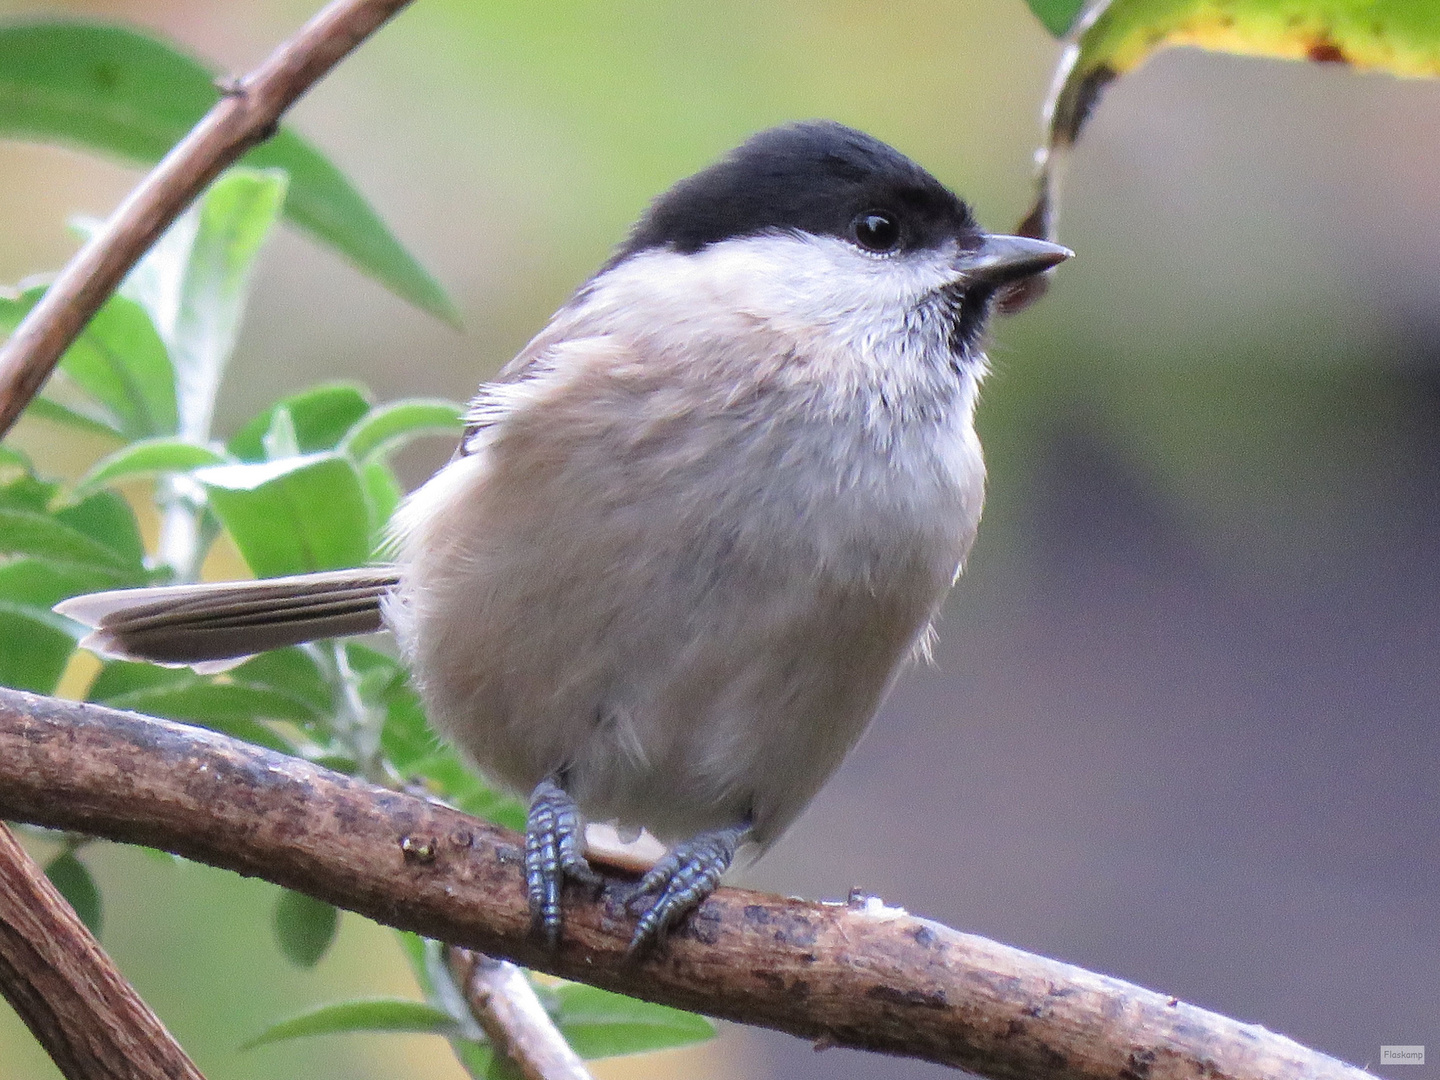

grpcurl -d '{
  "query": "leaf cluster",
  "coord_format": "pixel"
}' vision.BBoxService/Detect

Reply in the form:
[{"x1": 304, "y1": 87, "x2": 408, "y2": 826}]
[{"x1": 1, "y1": 20, "x2": 713, "y2": 1071}]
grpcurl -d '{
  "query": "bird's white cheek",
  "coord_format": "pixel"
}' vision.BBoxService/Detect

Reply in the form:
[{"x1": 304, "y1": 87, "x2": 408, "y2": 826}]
[{"x1": 590, "y1": 234, "x2": 958, "y2": 354}]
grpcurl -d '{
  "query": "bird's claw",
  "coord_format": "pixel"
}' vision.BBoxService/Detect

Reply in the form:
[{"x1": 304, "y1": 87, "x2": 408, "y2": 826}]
[
  {"x1": 626, "y1": 823, "x2": 747, "y2": 954},
  {"x1": 526, "y1": 777, "x2": 602, "y2": 948}
]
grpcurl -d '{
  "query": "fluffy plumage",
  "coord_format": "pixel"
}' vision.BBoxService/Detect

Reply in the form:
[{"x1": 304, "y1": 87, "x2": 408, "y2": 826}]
[
  {"x1": 57, "y1": 120, "x2": 1070, "y2": 946},
  {"x1": 391, "y1": 229, "x2": 988, "y2": 846}
]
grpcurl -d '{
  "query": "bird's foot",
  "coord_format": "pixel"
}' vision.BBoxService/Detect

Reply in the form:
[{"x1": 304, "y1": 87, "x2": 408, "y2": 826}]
[
  {"x1": 626, "y1": 822, "x2": 748, "y2": 954},
  {"x1": 526, "y1": 777, "x2": 603, "y2": 948}
]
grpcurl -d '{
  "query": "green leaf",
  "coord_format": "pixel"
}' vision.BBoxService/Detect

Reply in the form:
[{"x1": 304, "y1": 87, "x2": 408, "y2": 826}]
[
  {"x1": 548, "y1": 983, "x2": 715, "y2": 1060},
  {"x1": 273, "y1": 889, "x2": 339, "y2": 969},
  {"x1": 0, "y1": 557, "x2": 128, "y2": 609},
  {"x1": 53, "y1": 489, "x2": 147, "y2": 570},
  {"x1": 94, "y1": 681, "x2": 308, "y2": 753},
  {"x1": 77, "y1": 438, "x2": 229, "y2": 495},
  {"x1": 197, "y1": 453, "x2": 373, "y2": 577},
  {"x1": 137, "y1": 846, "x2": 180, "y2": 866},
  {"x1": 1027, "y1": 0, "x2": 1087, "y2": 36},
  {"x1": 122, "y1": 168, "x2": 287, "y2": 440},
  {"x1": 229, "y1": 384, "x2": 373, "y2": 462},
  {"x1": 340, "y1": 399, "x2": 464, "y2": 462},
  {"x1": 0, "y1": 21, "x2": 456, "y2": 323},
  {"x1": 362, "y1": 459, "x2": 404, "y2": 538},
  {"x1": 0, "y1": 451, "x2": 57, "y2": 514},
  {"x1": 247, "y1": 132, "x2": 461, "y2": 326},
  {"x1": 230, "y1": 648, "x2": 334, "y2": 719},
  {"x1": 451, "y1": 1040, "x2": 499, "y2": 1080},
  {"x1": 24, "y1": 396, "x2": 125, "y2": 441},
  {"x1": 44, "y1": 851, "x2": 103, "y2": 936},
  {"x1": 0, "y1": 507, "x2": 140, "y2": 575},
  {"x1": 245, "y1": 997, "x2": 459, "y2": 1049},
  {"x1": 0, "y1": 602, "x2": 78, "y2": 692},
  {"x1": 0, "y1": 557, "x2": 129, "y2": 689},
  {"x1": 0, "y1": 285, "x2": 176, "y2": 439},
  {"x1": 377, "y1": 678, "x2": 440, "y2": 770},
  {"x1": 87, "y1": 659, "x2": 192, "y2": 702}
]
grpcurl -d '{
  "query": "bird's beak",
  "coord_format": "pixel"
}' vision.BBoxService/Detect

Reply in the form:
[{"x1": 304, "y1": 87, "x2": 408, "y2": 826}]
[{"x1": 958, "y1": 234, "x2": 1073, "y2": 288}]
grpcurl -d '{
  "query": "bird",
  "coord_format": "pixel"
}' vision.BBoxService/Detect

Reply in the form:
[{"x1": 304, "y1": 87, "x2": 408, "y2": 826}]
[{"x1": 57, "y1": 120, "x2": 1071, "y2": 952}]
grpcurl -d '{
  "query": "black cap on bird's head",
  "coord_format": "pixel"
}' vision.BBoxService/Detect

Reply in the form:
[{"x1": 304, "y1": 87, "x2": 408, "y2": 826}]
[{"x1": 614, "y1": 120, "x2": 1070, "y2": 293}]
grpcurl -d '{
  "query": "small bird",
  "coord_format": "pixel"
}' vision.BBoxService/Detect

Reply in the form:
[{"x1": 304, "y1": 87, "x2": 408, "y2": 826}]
[{"x1": 58, "y1": 121, "x2": 1070, "y2": 951}]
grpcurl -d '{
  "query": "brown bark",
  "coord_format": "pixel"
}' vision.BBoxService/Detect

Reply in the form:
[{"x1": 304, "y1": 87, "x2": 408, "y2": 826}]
[
  {"x1": 0, "y1": 0, "x2": 418, "y2": 439},
  {"x1": 0, "y1": 824, "x2": 205, "y2": 1080},
  {"x1": 0, "y1": 686, "x2": 1371, "y2": 1080}
]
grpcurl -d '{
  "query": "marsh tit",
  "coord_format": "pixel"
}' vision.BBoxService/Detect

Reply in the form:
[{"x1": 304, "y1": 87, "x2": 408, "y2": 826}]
[{"x1": 58, "y1": 120, "x2": 1071, "y2": 950}]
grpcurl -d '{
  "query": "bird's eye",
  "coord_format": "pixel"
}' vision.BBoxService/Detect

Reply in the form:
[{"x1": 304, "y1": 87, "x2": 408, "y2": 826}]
[{"x1": 851, "y1": 210, "x2": 901, "y2": 253}]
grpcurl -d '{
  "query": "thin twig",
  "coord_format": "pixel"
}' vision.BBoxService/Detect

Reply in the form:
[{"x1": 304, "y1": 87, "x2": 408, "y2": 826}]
[
  {"x1": 0, "y1": 823, "x2": 206, "y2": 1080},
  {"x1": 448, "y1": 948, "x2": 595, "y2": 1080},
  {"x1": 0, "y1": 687, "x2": 1372, "y2": 1080},
  {"x1": 0, "y1": 0, "x2": 418, "y2": 439}
]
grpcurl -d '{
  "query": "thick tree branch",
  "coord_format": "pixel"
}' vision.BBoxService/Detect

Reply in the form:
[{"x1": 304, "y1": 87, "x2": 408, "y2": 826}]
[
  {"x1": 447, "y1": 948, "x2": 595, "y2": 1080},
  {"x1": 0, "y1": 824, "x2": 205, "y2": 1080},
  {"x1": 0, "y1": 687, "x2": 1370, "y2": 1080},
  {"x1": 0, "y1": 0, "x2": 417, "y2": 438}
]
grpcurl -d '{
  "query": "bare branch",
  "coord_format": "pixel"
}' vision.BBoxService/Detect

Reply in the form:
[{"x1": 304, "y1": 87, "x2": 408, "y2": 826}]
[
  {"x1": 448, "y1": 948, "x2": 594, "y2": 1080},
  {"x1": 0, "y1": 0, "x2": 417, "y2": 438},
  {"x1": 0, "y1": 687, "x2": 1371, "y2": 1080},
  {"x1": 0, "y1": 823, "x2": 205, "y2": 1080}
]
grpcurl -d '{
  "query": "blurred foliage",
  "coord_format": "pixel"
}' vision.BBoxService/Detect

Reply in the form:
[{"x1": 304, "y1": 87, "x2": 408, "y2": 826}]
[
  {"x1": 0, "y1": 21, "x2": 456, "y2": 323},
  {"x1": 1027, "y1": 0, "x2": 1087, "y2": 36},
  {"x1": 43, "y1": 846, "x2": 103, "y2": 936},
  {"x1": 0, "y1": 159, "x2": 711, "y2": 1072},
  {"x1": 274, "y1": 890, "x2": 342, "y2": 970}
]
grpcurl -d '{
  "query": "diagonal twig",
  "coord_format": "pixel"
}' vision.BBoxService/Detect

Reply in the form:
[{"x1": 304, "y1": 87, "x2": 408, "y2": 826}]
[
  {"x1": 0, "y1": 823, "x2": 205, "y2": 1080},
  {"x1": 0, "y1": 686, "x2": 1373, "y2": 1080},
  {"x1": 447, "y1": 948, "x2": 595, "y2": 1080},
  {"x1": 0, "y1": 0, "x2": 419, "y2": 439}
]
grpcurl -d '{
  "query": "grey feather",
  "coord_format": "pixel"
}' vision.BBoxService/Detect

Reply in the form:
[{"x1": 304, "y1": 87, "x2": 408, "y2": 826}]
[{"x1": 55, "y1": 568, "x2": 397, "y2": 666}]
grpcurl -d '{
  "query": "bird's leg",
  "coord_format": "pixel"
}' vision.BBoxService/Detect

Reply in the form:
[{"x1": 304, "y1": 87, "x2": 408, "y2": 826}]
[
  {"x1": 525, "y1": 776, "x2": 603, "y2": 948},
  {"x1": 626, "y1": 821, "x2": 750, "y2": 953}
]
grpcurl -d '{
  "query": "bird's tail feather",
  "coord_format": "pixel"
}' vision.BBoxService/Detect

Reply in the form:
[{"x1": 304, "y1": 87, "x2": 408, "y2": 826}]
[{"x1": 55, "y1": 567, "x2": 399, "y2": 669}]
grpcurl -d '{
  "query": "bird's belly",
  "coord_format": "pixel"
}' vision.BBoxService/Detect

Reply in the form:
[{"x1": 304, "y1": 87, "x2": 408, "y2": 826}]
[
  {"x1": 393, "y1": 407, "x2": 980, "y2": 845},
  {"x1": 565, "y1": 554, "x2": 948, "y2": 844}
]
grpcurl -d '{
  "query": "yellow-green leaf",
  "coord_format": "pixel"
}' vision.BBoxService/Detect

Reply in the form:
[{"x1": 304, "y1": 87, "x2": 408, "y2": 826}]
[{"x1": 1015, "y1": 0, "x2": 1440, "y2": 306}]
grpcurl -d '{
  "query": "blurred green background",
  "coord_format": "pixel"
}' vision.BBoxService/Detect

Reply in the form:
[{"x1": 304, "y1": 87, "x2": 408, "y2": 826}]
[{"x1": 2, "y1": 0, "x2": 1437, "y2": 1077}]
